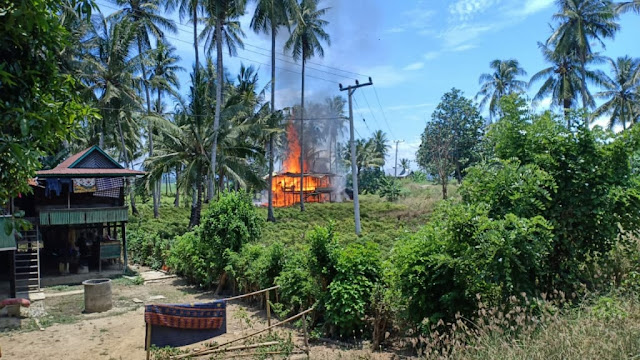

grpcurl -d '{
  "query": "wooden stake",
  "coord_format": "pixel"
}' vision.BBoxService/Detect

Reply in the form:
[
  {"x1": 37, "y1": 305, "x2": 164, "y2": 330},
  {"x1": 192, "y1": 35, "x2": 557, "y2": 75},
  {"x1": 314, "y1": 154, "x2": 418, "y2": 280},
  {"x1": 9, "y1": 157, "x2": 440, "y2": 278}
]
[
  {"x1": 173, "y1": 307, "x2": 314, "y2": 359},
  {"x1": 221, "y1": 285, "x2": 279, "y2": 302},
  {"x1": 266, "y1": 290, "x2": 271, "y2": 331},
  {"x1": 302, "y1": 313, "x2": 310, "y2": 358},
  {"x1": 145, "y1": 323, "x2": 152, "y2": 360}
]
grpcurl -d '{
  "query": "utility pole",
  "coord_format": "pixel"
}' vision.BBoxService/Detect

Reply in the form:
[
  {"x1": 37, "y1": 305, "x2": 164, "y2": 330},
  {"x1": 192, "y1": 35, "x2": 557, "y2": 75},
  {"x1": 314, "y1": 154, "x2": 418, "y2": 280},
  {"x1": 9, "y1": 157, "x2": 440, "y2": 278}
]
[
  {"x1": 340, "y1": 77, "x2": 373, "y2": 236},
  {"x1": 394, "y1": 140, "x2": 404, "y2": 177}
]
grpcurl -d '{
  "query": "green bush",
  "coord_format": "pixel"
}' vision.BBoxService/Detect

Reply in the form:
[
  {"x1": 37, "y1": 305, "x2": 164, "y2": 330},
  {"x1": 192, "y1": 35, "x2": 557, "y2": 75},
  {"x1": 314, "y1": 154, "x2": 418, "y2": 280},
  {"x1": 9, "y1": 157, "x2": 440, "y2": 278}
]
[
  {"x1": 378, "y1": 176, "x2": 401, "y2": 202},
  {"x1": 484, "y1": 95, "x2": 640, "y2": 290},
  {"x1": 226, "y1": 241, "x2": 285, "y2": 293},
  {"x1": 390, "y1": 201, "x2": 553, "y2": 326},
  {"x1": 325, "y1": 241, "x2": 381, "y2": 337},
  {"x1": 166, "y1": 191, "x2": 263, "y2": 288},
  {"x1": 127, "y1": 229, "x2": 168, "y2": 270}
]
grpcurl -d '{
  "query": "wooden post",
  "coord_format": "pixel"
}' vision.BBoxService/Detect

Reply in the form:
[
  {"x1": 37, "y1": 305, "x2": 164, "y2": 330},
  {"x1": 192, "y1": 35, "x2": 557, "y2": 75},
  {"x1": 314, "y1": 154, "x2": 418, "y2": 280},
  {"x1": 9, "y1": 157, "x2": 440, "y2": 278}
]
[
  {"x1": 145, "y1": 323, "x2": 152, "y2": 360},
  {"x1": 302, "y1": 313, "x2": 310, "y2": 358},
  {"x1": 98, "y1": 231, "x2": 101, "y2": 273},
  {"x1": 121, "y1": 222, "x2": 127, "y2": 274},
  {"x1": 9, "y1": 250, "x2": 16, "y2": 298},
  {"x1": 266, "y1": 290, "x2": 271, "y2": 331}
]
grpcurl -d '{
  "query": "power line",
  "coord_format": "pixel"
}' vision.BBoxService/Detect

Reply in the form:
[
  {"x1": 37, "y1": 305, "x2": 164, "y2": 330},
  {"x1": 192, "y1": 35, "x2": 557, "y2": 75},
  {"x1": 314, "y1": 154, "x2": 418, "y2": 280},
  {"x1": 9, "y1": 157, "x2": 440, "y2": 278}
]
[
  {"x1": 94, "y1": 0, "x2": 369, "y2": 80},
  {"x1": 359, "y1": 90, "x2": 382, "y2": 133},
  {"x1": 372, "y1": 85, "x2": 396, "y2": 139}
]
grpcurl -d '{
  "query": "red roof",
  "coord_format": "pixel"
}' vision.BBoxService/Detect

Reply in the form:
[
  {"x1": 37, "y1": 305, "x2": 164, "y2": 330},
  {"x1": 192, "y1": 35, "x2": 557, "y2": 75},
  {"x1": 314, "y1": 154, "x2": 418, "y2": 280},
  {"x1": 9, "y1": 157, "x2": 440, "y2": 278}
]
[{"x1": 36, "y1": 146, "x2": 145, "y2": 178}]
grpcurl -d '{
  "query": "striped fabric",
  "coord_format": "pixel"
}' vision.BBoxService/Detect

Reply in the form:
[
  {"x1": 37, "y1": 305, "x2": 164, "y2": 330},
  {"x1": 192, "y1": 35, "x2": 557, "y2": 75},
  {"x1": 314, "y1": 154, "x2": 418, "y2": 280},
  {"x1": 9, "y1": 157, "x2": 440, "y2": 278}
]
[{"x1": 145, "y1": 301, "x2": 227, "y2": 349}]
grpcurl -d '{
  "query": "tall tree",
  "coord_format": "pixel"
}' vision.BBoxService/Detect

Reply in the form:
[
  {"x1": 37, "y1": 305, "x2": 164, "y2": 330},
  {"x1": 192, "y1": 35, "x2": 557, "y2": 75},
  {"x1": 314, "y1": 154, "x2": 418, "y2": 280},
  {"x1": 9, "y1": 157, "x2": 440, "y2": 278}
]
[
  {"x1": 616, "y1": 0, "x2": 640, "y2": 14},
  {"x1": 251, "y1": 0, "x2": 294, "y2": 222},
  {"x1": 476, "y1": 59, "x2": 528, "y2": 121},
  {"x1": 322, "y1": 96, "x2": 347, "y2": 173},
  {"x1": 371, "y1": 130, "x2": 390, "y2": 167},
  {"x1": 417, "y1": 89, "x2": 483, "y2": 197},
  {"x1": 547, "y1": 0, "x2": 619, "y2": 109},
  {"x1": 149, "y1": 40, "x2": 183, "y2": 114},
  {"x1": 593, "y1": 56, "x2": 640, "y2": 129},
  {"x1": 0, "y1": 0, "x2": 97, "y2": 203},
  {"x1": 529, "y1": 42, "x2": 605, "y2": 125},
  {"x1": 284, "y1": 0, "x2": 330, "y2": 211},
  {"x1": 85, "y1": 14, "x2": 143, "y2": 214},
  {"x1": 111, "y1": 0, "x2": 177, "y2": 218},
  {"x1": 200, "y1": 0, "x2": 247, "y2": 201}
]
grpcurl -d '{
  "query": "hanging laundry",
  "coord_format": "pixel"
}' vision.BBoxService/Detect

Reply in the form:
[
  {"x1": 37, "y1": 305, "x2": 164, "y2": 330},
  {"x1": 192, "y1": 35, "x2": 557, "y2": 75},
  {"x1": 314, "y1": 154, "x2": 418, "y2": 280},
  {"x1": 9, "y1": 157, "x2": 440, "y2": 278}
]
[
  {"x1": 94, "y1": 188, "x2": 121, "y2": 198},
  {"x1": 45, "y1": 178, "x2": 63, "y2": 197},
  {"x1": 59, "y1": 178, "x2": 73, "y2": 193},
  {"x1": 96, "y1": 178, "x2": 123, "y2": 191},
  {"x1": 73, "y1": 178, "x2": 97, "y2": 193}
]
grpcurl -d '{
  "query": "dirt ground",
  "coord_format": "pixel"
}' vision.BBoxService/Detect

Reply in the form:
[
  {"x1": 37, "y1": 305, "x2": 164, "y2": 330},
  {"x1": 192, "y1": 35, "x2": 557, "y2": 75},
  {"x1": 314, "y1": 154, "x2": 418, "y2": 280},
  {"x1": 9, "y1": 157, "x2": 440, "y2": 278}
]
[{"x1": 0, "y1": 270, "x2": 405, "y2": 359}]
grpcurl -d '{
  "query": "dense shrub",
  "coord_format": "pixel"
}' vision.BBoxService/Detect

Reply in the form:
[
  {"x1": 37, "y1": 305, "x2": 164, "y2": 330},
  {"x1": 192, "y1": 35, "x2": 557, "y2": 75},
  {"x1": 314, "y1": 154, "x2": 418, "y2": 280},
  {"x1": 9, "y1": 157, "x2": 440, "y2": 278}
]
[
  {"x1": 390, "y1": 201, "x2": 553, "y2": 326},
  {"x1": 357, "y1": 167, "x2": 385, "y2": 194},
  {"x1": 484, "y1": 95, "x2": 640, "y2": 290},
  {"x1": 166, "y1": 191, "x2": 263, "y2": 288},
  {"x1": 274, "y1": 225, "x2": 382, "y2": 338},
  {"x1": 226, "y1": 242, "x2": 286, "y2": 293},
  {"x1": 127, "y1": 229, "x2": 168, "y2": 270},
  {"x1": 325, "y1": 241, "x2": 381, "y2": 337}
]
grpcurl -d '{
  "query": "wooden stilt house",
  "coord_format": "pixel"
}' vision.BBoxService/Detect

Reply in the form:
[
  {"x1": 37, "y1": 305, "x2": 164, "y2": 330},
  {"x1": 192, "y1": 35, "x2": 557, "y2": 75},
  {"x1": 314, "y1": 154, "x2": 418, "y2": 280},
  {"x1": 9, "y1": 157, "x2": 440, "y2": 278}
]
[{"x1": 1, "y1": 146, "x2": 144, "y2": 298}]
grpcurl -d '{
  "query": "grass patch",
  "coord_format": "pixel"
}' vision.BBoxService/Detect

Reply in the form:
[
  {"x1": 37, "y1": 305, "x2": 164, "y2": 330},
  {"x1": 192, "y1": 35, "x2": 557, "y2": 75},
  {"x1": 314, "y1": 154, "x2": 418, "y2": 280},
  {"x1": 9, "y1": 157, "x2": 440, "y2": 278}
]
[{"x1": 425, "y1": 293, "x2": 640, "y2": 360}]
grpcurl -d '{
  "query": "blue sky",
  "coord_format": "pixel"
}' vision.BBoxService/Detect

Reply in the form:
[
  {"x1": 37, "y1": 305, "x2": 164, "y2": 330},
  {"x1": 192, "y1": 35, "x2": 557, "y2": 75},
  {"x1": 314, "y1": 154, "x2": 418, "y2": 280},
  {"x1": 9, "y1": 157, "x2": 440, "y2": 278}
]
[{"x1": 96, "y1": 0, "x2": 640, "y2": 172}]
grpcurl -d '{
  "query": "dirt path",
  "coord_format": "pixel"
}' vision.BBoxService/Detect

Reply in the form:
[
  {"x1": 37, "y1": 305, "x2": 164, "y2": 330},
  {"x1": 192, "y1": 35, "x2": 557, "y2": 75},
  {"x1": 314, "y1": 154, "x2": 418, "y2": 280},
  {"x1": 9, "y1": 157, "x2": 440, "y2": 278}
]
[{"x1": 0, "y1": 274, "x2": 402, "y2": 359}]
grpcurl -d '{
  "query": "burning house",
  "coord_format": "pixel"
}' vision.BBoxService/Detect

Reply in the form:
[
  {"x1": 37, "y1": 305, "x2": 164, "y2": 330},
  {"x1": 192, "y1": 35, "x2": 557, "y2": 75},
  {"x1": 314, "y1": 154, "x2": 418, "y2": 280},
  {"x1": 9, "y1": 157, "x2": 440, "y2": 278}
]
[{"x1": 269, "y1": 121, "x2": 345, "y2": 207}]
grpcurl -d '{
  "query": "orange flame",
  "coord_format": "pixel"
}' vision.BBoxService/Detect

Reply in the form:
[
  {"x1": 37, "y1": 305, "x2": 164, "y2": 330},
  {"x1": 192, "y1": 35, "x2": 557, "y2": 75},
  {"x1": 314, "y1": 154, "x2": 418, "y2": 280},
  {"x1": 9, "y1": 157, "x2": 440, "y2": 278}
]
[{"x1": 270, "y1": 120, "x2": 328, "y2": 207}]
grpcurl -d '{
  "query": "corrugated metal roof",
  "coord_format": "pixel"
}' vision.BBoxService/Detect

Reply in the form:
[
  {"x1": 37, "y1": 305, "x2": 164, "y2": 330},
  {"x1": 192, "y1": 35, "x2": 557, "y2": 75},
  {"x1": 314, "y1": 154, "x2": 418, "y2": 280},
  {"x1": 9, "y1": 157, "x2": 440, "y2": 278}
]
[{"x1": 36, "y1": 146, "x2": 145, "y2": 178}]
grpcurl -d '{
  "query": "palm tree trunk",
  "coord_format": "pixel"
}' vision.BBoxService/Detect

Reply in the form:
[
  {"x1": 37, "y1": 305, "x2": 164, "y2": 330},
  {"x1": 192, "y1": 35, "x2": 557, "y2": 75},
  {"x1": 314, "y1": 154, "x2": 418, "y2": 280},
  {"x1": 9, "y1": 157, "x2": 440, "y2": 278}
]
[
  {"x1": 116, "y1": 115, "x2": 138, "y2": 215},
  {"x1": 188, "y1": 181, "x2": 202, "y2": 228},
  {"x1": 564, "y1": 98, "x2": 571, "y2": 128},
  {"x1": 580, "y1": 54, "x2": 588, "y2": 110},
  {"x1": 174, "y1": 166, "x2": 180, "y2": 207},
  {"x1": 193, "y1": 6, "x2": 200, "y2": 70},
  {"x1": 299, "y1": 56, "x2": 305, "y2": 212},
  {"x1": 99, "y1": 118, "x2": 105, "y2": 148},
  {"x1": 210, "y1": 17, "x2": 224, "y2": 202},
  {"x1": 139, "y1": 38, "x2": 159, "y2": 219},
  {"x1": 267, "y1": 23, "x2": 276, "y2": 222}
]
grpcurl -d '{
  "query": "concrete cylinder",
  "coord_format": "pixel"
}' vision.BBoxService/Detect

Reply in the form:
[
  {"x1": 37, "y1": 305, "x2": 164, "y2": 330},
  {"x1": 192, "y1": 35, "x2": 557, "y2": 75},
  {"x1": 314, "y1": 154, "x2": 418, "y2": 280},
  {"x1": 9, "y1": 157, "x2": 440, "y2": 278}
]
[{"x1": 83, "y1": 279, "x2": 112, "y2": 313}]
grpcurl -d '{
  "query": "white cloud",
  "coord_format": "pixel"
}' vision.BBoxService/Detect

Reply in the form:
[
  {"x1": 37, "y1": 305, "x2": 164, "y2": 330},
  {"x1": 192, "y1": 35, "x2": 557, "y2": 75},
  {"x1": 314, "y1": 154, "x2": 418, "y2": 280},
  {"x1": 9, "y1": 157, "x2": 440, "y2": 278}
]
[
  {"x1": 385, "y1": 3, "x2": 435, "y2": 35},
  {"x1": 451, "y1": 44, "x2": 478, "y2": 52},
  {"x1": 424, "y1": 51, "x2": 442, "y2": 60},
  {"x1": 440, "y1": 23, "x2": 495, "y2": 48},
  {"x1": 449, "y1": 0, "x2": 501, "y2": 21},
  {"x1": 357, "y1": 65, "x2": 409, "y2": 88},
  {"x1": 403, "y1": 62, "x2": 425, "y2": 71},
  {"x1": 516, "y1": 0, "x2": 555, "y2": 16}
]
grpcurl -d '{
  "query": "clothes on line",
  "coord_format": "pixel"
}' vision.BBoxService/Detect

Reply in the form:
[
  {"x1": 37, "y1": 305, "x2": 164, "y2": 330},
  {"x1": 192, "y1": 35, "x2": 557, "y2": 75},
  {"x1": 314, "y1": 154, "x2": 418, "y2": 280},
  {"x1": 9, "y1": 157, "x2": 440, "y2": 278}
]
[
  {"x1": 96, "y1": 178, "x2": 123, "y2": 191},
  {"x1": 73, "y1": 178, "x2": 97, "y2": 193}
]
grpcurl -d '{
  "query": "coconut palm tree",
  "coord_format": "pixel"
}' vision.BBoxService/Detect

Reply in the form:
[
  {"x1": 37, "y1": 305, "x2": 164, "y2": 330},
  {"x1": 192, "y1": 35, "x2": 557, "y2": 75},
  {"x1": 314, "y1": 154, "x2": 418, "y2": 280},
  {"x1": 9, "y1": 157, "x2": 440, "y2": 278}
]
[
  {"x1": 322, "y1": 96, "x2": 347, "y2": 173},
  {"x1": 149, "y1": 40, "x2": 184, "y2": 113},
  {"x1": 251, "y1": 0, "x2": 294, "y2": 222},
  {"x1": 84, "y1": 13, "x2": 143, "y2": 214},
  {"x1": 530, "y1": 42, "x2": 606, "y2": 126},
  {"x1": 476, "y1": 59, "x2": 528, "y2": 121},
  {"x1": 593, "y1": 56, "x2": 640, "y2": 129},
  {"x1": 110, "y1": 0, "x2": 177, "y2": 218},
  {"x1": 617, "y1": 0, "x2": 640, "y2": 14},
  {"x1": 199, "y1": 0, "x2": 247, "y2": 202},
  {"x1": 400, "y1": 158, "x2": 411, "y2": 173},
  {"x1": 166, "y1": 0, "x2": 202, "y2": 69},
  {"x1": 285, "y1": 0, "x2": 330, "y2": 211},
  {"x1": 547, "y1": 0, "x2": 619, "y2": 109},
  {"x1": 371, "y1": 130, "x2": 390, "y2": 167}
]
